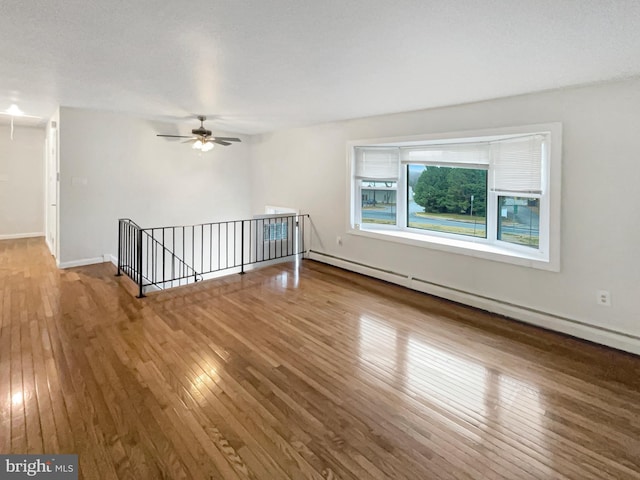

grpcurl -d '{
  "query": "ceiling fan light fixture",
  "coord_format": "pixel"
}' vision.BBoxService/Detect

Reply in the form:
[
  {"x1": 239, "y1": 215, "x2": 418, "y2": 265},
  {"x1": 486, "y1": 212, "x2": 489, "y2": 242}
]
[
  {"x1": 192, "y1": 139, "x2": 203, "y2": 150},
  {"x1": 201, "y1": 142, "x2": 214, "y2": 152}
]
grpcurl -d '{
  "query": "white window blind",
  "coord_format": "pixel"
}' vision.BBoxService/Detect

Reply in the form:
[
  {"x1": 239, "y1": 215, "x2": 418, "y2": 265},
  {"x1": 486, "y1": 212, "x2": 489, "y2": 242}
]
[
  {"x1": 400, "y1": 142, "x2": 490, "y2": 168},
  {"x1": 491, "y1": 135, "x2": 544, "y2": 194},
  {"x1": 354, "y1": 147, "x2": 399, "y2": 179}
]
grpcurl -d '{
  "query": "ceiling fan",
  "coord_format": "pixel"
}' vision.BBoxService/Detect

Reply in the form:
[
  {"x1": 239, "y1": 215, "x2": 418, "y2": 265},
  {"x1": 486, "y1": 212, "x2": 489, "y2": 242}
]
[{"x1": 157, "y1": 115, "x2": 241, "y2": 152}]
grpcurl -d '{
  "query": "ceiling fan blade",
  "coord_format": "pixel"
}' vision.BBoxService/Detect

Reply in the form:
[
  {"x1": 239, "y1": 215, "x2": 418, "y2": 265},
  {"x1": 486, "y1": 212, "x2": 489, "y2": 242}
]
[
  {"x1": 213, "y1": 139, "x2": 232, "y2": 146},
  {"x1": 181, "y1": 138, "x2": 198, "y2": 143},
  {"x1": 157, "y1": 134, "x2": 193, "y2": 138},
  {"x1": 213, "y1": 136, "x2": 241, "y2": 142}
]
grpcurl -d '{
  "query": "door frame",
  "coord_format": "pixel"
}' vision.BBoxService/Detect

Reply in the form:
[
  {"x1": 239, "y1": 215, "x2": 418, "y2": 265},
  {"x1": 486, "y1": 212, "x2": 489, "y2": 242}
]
[{"x1": 45, "y1": 119, "x2": 59, "y2": 262}]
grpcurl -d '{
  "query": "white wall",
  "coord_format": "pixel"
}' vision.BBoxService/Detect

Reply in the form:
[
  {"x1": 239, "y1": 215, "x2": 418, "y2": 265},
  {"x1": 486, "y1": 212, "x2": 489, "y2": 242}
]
[
  {"x1": 0, "y1": 125, "x2": 45, "y2": 238},
  {"x1": 58, "y1": 108, "x2": 252, "y2": 265},
  {"x1": 250, "y1": 78, "x2": 640, "y2": 352}
]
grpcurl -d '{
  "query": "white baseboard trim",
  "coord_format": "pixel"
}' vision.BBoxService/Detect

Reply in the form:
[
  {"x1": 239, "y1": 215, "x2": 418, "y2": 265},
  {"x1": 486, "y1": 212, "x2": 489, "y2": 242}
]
[
  {"x1": 0, "y1": 232, "x2": 45, "y2": 240},
  {"x1": 58, "y1": 256, "x2": 108, "y2": 269},
  {"x1": 308, "y1": 250, "x2": 640, "y2": 356},
  {"x1": 203, "y1": 255, "x2": 299, "y2": 279},
  {"x1": 59, "y1": 253, "x2": 117, "y2": 269},
  {"x1": 45, "y1": 238, "x2": 53, "y2": 254}
]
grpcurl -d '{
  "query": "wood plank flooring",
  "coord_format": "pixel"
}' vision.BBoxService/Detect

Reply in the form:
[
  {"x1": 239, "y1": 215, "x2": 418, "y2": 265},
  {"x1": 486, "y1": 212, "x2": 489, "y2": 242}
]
[{"x1": 1, "y1": 237, "x2": 640, "y2": 479}]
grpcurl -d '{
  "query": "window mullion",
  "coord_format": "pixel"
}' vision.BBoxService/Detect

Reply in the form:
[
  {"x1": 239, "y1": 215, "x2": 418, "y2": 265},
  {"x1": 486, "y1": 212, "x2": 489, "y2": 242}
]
[
  {"x1": 487, "y1": 173, "x2": 498, "y2": 242},
  {"x1": 398, "y1": 166, "x2": 407, "y2": 229},
  {"x1": 539, "y1": 193, "x2": 549, "y2": 253}
]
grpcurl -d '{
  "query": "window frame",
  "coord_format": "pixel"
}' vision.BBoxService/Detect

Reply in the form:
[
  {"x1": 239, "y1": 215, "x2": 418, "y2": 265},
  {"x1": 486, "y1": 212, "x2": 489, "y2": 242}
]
[
  {"x1": 263, "y1": 222, "x2": 288, "y2": 242},
  {"x1": 347, "y1": 123, "x2": 561, "y2": 271}
]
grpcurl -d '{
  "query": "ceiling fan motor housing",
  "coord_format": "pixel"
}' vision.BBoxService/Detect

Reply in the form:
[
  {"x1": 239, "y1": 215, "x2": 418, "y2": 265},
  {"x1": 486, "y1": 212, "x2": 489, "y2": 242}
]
[
  {"x1": 156, "y1": 115, "x2": 240, "y2": 148},
  {"x1": 193, "y1": 116, "x2": 212, "y2": 136},
  {"x1": 192, "y1": 127, "x2": 212, "y2": 136}
]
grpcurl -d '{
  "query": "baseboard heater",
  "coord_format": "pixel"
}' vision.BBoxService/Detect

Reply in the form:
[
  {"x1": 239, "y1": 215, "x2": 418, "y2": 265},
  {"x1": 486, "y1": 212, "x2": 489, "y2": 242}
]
[{"x1": 307, "y1": 249, "x2": 640, "y2": 355}]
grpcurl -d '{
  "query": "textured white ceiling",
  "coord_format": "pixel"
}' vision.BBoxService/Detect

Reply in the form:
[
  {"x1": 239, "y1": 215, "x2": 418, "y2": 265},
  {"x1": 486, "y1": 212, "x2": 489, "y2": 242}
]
[{"x1": 1, "y1": 0, "x2": 640, "y2": 133}]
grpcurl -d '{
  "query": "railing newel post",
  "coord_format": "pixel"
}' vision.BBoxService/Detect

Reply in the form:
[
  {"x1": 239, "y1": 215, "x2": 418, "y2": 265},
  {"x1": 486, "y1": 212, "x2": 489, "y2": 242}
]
[
  {"x1": 137, "y1": 227, "x2": 144, "y2": 298},
  {"x1": 116, "y1": 219, "x2": 122, "y2": 276}
]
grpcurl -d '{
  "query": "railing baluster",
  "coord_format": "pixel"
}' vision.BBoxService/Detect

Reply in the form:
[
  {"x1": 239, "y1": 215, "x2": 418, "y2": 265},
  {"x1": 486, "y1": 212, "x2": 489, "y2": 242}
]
[
  {"x1": 172, "y1": 227, "x2": 175, "y2": 288},
  {"x1": 128, "y1": 223, "x2": 132, "y2": 273},
  {"x1": 301, "y1": 215, "x2": 305, "y2": 255},
  {"x1": 153, "y1": 229, "x2": 157, "y2": 285},
  {"x1": 124, "y1": 223, "x2": 128, "y2": 273},
  {"x1": 162, "y1": 228, "x2": 165, "y2": 287},
  {"x1": 240, "y1": 221, "x2": 245, "y2": 274},
  {"x1": 261, "y1": 219, "x2": 265, "y2": 261},
  {"x1": 270, "y1": 217, "x2": 274, "y2": 260},
  {"x1": 182, "y1": 227, "x2": 185, "y2": 283},
  {"x1": 279, "y1": 219, "x2": 283, "y2": 259}
]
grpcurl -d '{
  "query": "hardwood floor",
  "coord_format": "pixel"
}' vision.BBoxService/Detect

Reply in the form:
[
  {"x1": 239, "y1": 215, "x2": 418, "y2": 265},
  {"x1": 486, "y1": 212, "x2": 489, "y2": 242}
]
[{"x1": 1, "y1": 237, "x2": 640, "y2": 479}]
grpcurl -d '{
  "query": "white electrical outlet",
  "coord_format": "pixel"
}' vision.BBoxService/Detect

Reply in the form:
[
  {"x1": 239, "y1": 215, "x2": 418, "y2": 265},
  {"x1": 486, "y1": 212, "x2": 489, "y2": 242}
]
[{"x1": 596, "y1": 290, "x2": 611, "y2": 307}]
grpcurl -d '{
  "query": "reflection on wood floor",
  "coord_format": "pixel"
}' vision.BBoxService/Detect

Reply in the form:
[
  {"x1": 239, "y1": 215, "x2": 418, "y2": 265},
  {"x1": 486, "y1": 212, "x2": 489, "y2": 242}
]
[{"x1": 1, "y1": 237, "x2": 640, "y2": 479}]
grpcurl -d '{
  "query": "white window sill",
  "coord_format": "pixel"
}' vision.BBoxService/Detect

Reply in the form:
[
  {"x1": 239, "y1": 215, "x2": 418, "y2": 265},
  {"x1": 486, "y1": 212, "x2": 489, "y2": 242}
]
[{"x1": 348, "y1": 227, "x2": 558, "y2": 271}]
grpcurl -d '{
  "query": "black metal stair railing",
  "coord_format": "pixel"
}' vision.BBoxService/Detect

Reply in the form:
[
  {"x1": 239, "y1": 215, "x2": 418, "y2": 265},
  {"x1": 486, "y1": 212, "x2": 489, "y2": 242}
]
[
  {"x1": 116, "y1": 219, "x2": 201, "y2": 297},
  {"x1": 117, "y1": 214, "x2": 309, "y2": 297},
  {"x1": 116, "y1": 219, "x2": 144, "y2": 297}
]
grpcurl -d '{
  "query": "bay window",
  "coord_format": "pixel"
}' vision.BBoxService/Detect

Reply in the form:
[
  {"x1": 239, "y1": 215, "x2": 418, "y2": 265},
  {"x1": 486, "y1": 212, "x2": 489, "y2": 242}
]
[{"x1": 349, "y1": 124, "x2": 561, "y2": 270}]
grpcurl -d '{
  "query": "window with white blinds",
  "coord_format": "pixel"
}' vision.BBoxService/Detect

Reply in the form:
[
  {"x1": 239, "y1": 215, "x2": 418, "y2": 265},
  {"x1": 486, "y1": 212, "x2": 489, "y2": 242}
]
[
  {"x1": 354, "y1": 147, "x2": 399, "y2": 179},
  {"x1": 400, "y1": 142, "x2": 490, "y2": 168},
  {"x1": 491, "y1": 135, "x2": 544, "y2": 194}
]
